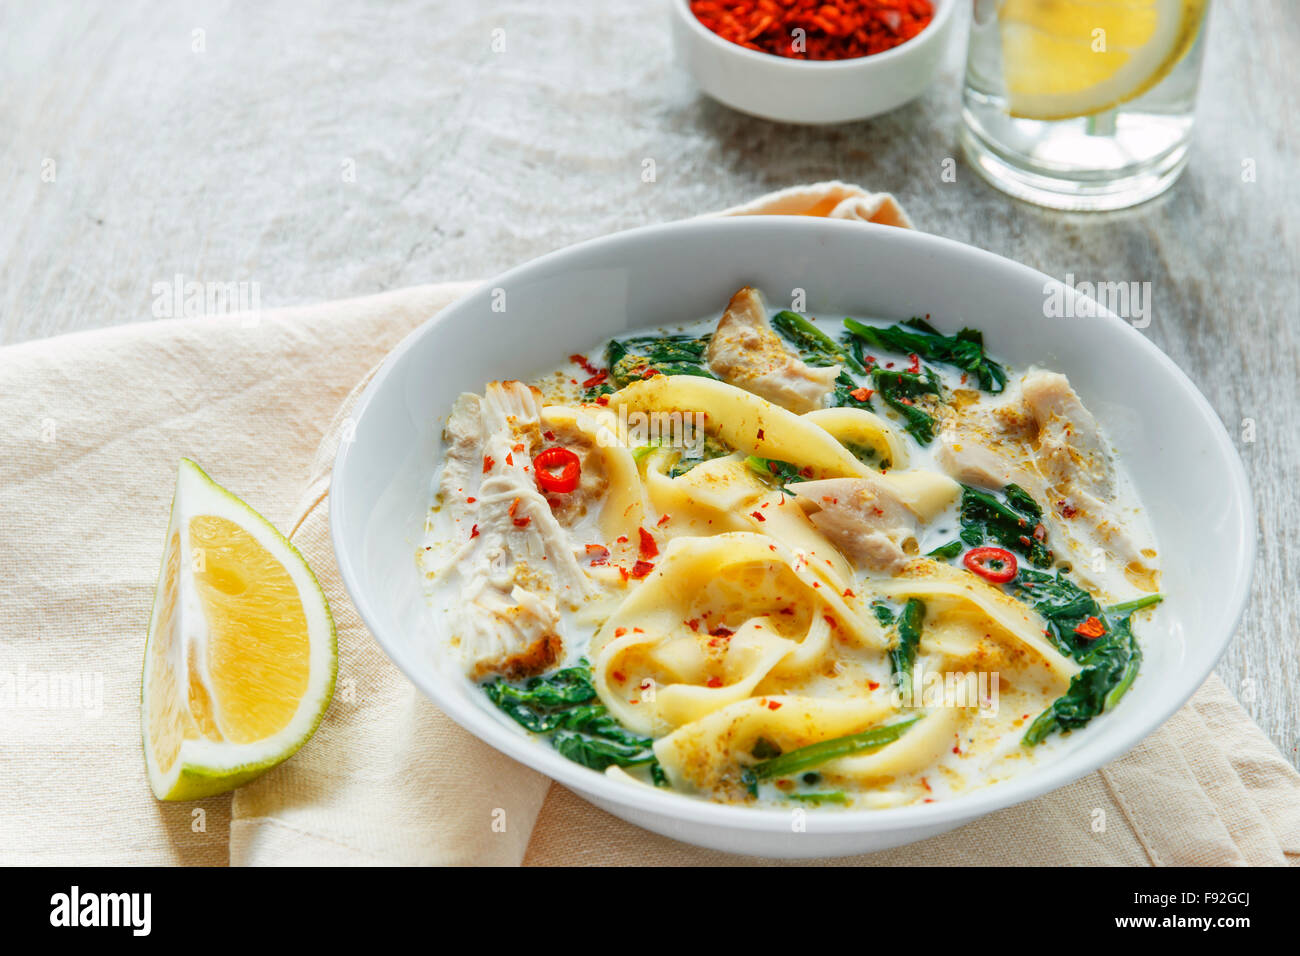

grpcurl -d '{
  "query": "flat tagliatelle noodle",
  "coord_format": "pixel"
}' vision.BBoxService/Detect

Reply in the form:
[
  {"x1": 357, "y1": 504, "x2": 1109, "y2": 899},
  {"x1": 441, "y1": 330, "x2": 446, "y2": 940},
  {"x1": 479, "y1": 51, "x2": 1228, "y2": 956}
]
[
  {"x1": 611, "y1": 376, "x2": 872, "y2": 478},
  {"x1": 591, "y1": 532, "x2": 884, "y2": 734}
]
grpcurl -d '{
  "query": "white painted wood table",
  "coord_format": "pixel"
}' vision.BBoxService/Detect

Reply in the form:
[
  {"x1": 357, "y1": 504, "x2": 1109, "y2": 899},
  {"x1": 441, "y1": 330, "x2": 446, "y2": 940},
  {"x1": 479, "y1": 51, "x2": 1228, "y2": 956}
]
[{"x1": 2, "y1": 0, "x2": 1296, "y2": 764}]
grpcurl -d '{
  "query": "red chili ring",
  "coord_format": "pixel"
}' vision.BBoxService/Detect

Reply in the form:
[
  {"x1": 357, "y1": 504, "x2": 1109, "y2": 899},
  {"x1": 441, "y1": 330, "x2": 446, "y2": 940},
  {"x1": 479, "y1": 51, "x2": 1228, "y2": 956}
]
[
  {"x1": 533, "y1": 446, "x2": 581, "y2": 494},
  {"x1": 963, "y1": 546, "x2": 1018, "y2": 584}
]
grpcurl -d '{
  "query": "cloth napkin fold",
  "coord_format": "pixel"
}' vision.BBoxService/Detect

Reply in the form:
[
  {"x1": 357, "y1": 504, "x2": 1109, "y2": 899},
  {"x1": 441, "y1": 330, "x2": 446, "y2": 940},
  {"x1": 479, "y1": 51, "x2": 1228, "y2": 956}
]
[{"x1": 1, "y1": 183, "x2": 1295, "y2": 866}]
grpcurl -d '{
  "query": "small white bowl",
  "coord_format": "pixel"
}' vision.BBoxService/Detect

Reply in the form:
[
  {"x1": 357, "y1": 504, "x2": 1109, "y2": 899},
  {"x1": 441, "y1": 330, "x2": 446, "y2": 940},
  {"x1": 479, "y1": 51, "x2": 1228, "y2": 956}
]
[
  {"x1": 669, "y1": 0, "x2": 956, "y2": 124},
  {"x1": 331, "y1": 217, "x2": 1255, "y2": 859}
]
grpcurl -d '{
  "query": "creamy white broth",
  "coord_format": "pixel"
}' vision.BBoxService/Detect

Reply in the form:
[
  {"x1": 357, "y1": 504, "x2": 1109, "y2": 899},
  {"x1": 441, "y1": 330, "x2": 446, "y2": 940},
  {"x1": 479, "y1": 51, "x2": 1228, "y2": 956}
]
[{"x1": 418, "y1": 291, "x2": 1160, "y2": 809}]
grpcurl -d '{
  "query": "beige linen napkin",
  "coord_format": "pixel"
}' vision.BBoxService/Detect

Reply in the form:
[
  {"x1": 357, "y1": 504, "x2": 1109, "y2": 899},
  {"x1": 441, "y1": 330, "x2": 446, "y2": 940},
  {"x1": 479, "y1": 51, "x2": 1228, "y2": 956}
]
[{"x1": 1, "y1": 183, "x2": 1296, "y2": 866}]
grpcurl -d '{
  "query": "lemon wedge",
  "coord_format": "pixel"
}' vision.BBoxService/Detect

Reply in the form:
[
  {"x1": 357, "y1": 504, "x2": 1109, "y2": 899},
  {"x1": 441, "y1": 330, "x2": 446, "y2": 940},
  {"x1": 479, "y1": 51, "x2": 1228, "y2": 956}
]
[
  {"x1": 999, "y1": 0, "x2": 1206, "y2": 120},
  {"x1": 142, "y1": 459, "x2": 336, "y2": 801}
]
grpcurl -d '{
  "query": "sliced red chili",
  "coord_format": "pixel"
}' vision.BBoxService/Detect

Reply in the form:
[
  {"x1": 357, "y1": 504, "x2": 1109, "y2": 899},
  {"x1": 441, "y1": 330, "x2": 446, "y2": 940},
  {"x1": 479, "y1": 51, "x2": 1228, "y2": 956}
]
[
  {"x1": 963, "y1": 546, "x2": 1018, "y2": 584},
  {"x1": 533, "y1": 446, "x2": 581, "y2": 494}
]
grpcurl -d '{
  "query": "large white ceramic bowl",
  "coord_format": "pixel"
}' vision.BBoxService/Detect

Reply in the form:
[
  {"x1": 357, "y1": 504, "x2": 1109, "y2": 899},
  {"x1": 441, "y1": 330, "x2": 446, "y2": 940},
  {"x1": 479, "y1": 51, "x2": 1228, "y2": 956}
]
[
  {"x1": 669, "y1": 0, "x2": 957, "y2": 124},
  {"x1": 330, "y1": 216, "x2": 1254, "y2": 859}
]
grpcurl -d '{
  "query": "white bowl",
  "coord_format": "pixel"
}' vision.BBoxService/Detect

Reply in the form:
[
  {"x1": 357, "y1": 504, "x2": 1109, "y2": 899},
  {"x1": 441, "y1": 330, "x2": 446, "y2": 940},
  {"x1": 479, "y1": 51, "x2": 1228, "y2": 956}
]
[
  {"x1": 669, "y1": 0, "x2": 957, "y2": 124},
  {"x1": 331, "y1": 217, "x2": 1254, "y2": 859}
]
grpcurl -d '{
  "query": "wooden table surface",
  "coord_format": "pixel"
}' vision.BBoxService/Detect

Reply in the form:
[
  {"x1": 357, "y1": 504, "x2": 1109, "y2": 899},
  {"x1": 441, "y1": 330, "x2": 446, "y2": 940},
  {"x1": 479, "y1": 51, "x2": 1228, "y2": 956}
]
[{"x1": 2, "y1": 0, "x2": 1296, "y2": 765}]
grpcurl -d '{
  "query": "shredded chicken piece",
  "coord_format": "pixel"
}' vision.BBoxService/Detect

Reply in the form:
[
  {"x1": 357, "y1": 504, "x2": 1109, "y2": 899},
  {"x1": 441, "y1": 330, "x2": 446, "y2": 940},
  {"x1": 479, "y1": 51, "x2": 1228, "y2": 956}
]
[
  {"x1": 1021, "y1": 371, "x2": 1116, "y2": 499},
  {"x1": 793, "y1": 476, "x2": 920, "y2": 572},
  {"x1": 430, "y1": 381, "x2": 594, "y2": 678},
  {"x1": 706, "y1": 286, "x2": 839, "y2": 413}
]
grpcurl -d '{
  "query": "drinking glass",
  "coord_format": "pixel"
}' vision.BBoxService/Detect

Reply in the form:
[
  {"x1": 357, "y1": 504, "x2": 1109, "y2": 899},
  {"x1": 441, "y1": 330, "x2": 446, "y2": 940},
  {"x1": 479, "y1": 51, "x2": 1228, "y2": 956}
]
[{"x1": 960, "y1": 0, "x2": 1211, "y2": 211}]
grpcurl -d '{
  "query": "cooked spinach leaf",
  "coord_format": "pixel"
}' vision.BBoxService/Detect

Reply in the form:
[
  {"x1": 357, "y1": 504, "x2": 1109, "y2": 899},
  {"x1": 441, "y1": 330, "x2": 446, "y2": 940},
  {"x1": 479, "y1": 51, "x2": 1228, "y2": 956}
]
[
  {"x1": 785, "y1": 791, "x2": 849, "y2": 805},
  {"x1": 870, "y1": 601, "x2": 896, "y2": 628},
  {"x1": 843, "y1": 317, "x2": 1007, "y2": 393},
  {"x1": 484, "y1": 661, "x2": 668, "y2": 781},
  {"x1": 772, "y1": 310, "x2": 865, "y2": 373},
  {"x1": 959, "y1": 484, "x2": 1053, "y2": 568},
  {"x1": 583, "y1": 333, "x2": 715, "y2": 399},
  {"x1": 926, "y1": 539, "x2": 964, "y2": 560},
  {"x1": 870, "y1": 366, "x2": 942, "y2": 444},
  {"x1": 667, "y1": 433, "x2": 731, "y2": 478},
  {"x1": 744, "y1": 455, "x2": 811, "y2": 494},
  {"x1": 830, "y1": 370, "x2": 876, "y2": 412},
  {"x1": 1022, "y1": 612, "x2": 1142, "y2": 746},
  {"x1": 889, "y1": 598, "x2": 925, "y2": 682},
  {"x1": 1012, "y1": 567, "x2": 1149, "y2": 745},
  {"x1": 751, "y1": 717, "x2": 921, "y2": 780}
]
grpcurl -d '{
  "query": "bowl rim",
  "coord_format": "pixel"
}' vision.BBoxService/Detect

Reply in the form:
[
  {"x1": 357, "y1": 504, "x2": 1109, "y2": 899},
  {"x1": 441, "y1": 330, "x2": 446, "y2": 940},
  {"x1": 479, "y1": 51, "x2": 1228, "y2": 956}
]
[
  {"x1": 670, "y1": 0, "x2": 957, "y2": 72},
  {"x1": 330, "y1": 215, "x2": 1256, "y2": 837}
]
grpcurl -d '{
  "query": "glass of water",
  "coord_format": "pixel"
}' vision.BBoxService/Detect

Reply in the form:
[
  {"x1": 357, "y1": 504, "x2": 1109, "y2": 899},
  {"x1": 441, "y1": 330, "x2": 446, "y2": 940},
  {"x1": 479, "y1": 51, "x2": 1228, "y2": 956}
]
[{"x1": 960, "y1": 0, "x2": 1211, "y2": 211}]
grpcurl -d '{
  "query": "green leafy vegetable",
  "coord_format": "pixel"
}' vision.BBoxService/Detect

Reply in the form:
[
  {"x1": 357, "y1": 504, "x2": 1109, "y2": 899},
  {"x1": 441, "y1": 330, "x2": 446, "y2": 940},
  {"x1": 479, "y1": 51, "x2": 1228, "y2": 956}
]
[
  {"x1": 1022, "y1": 613, "x2": 1142, "y2": 746},
  {"x1": 667, "y1": 433, "x2": 731, "y2": 478},
  {"x1": 750, "y1": 717, "x2": 921, "y2": 780},
  {"x1": 785, "y1": 791, "x2": 849, "y2": 805},
  {"x1": 888, "y1": 598, "x2": 925, "y2": 681},
  {"x1": 586, "y1": 333, "x2": 715, "y2": 399},
  {"x1": 772, "y1": 311, "x2": 865, "y2": 373},
  {"x1": 870, "y1": 366, "x2": 942, "y2": 444},
  {"x1": 959, "y1": 484, "x2": 1052, "y2": 568},
  {"x1": 1013, "y1": 568, "x2": 1152, "y2": 745},
  {"x1": 484, "y1": 661, "x2": 668, "y2": 782},
  {"x1": 1107, "y1": 593, "x2": 1164, "y2": 615},
  {"x1": 926, "y1": 540, "x2": 963, "y2": 560},
  {"x1": 843, "y1": 317, "x2": 1007, "y2": 393},
  {"x1": 830, "y1": 370, "x2": 876, "y2": 411},
  {"x1": 870, "y1": 601, "x2": 896, "y2": 628},
  {"x1": 744, "y1": 455, "x2": 811, "y2": 493}
]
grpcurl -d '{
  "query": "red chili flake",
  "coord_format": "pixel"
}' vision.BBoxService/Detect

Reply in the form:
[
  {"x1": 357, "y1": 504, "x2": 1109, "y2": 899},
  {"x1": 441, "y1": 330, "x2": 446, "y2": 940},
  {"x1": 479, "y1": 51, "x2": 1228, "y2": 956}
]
[
  {"x1": 1060, "y1": 501, "x2": 1079, "y2": 518},
  {"x1": 586, "y1": 544, "x2": 610, "y2": 566},
  {"x1": 799, "y1": 467, "x2": 814, "y2": 478},
  {"x1": 505, "y1": 452, "x2": 513, "y2": 466},
  {"x1": 849, "y1": 387, "x2": 873, "y2": 402},
  {"x1": 612, "y1": 671, "x2": 626, "y2": 683},
  {"x1": 596, "y1": 395, "x2": 610, "y2": 406},
  {"x1": 686, "y1": 618, "x2": 700, "y2": 630},
  {"x1": 756, "y1": 428, "x2": 765, "y2": 440},
  {"x1": 960, "y1": 373, "x2": 968, "y2": 385},
  {"x1": 616, "y1": 535, "x2": 629, "y2": 544},
  {"x1": 824, "y1": 614, "x2": 837, "y2": 629},
  {"x1": 921, "y1": 777, "x2": 932, "y2": 792},
  {"x1": 630, "y1": 560, "x2": 655, "y2": 579},
  {"x1": 482, "y1": 455, "x2": 494, "y2": 473},
  {"x1": 641, "y1": 367, "x2": 660, "y2": 379},
  {"x1": 544, "y1": 430, "x2": 556, "y2": 441},
  {"x1": 637, "y1": 526, "x2": 659, "y2": 559},
  {"x1": 750, "y1": 510, "x2": 766, "y2": 522},
  {"x1": 705, "y1": 676, "x2": 723, "y2": 688},
  {"x1": 614, "y1": 627, "x2": 628, "y2": 637},
  {"x1": 656, "y1": 513, "x2": 671, "y2": 527},
  {"x1": 581, "y1": 370, "x2": 608, "y2": 389},
  {"x1": 767, "y1": 700, "x2": 782, "y2": 711},
  {"x1": 469, "y1": 524, "x2": 479, "y2": 539},
  {"x1": 1074, "y1": 616, "x2": 1107, "y2": 640},
  {"x1": 466, "y1": 496, "x2": 476, "y2": 504},
  {"x1": 689, "y1": 0, "x2": 934, "y2": 61},
  {"x1": 709, "y1": 626, "x2": 734, "y2": 638},
  {"x1": 508, "y1": 497, "x2": 530, "y2": 528},
  {"x1": 1032, "y1": 523, "x2": 1047, "y2": 541},
  {"x1": 843, "y1": 588, "x2": 856, "y2": 598},
  {"x1": 570, "y1": 353, "x2": 602, "y2": 376},
  {"x1": 867, "y1": 681, "x2": 880, "y2": 690},
  {"x1": 907, "y1": 353, "x2": 921, "y2": 374},
  {"x1": 512, "y1": 443, "x2": 524, "y2": 453}
]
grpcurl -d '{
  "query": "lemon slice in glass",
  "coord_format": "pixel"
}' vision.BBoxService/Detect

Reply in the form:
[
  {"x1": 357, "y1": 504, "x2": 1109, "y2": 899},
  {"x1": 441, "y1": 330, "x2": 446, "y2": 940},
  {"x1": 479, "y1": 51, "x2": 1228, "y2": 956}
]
[
  {"x1": 999, "y1": 0, "x2": 1207, "y2": 121},
  {"x1": 142, "y1": 459, "x2": 336, "y2": 801}
]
